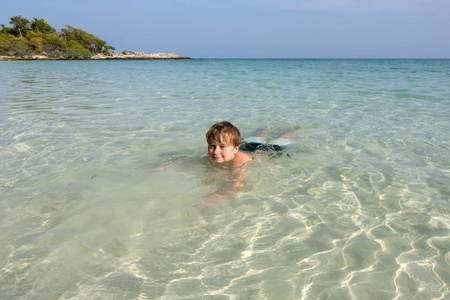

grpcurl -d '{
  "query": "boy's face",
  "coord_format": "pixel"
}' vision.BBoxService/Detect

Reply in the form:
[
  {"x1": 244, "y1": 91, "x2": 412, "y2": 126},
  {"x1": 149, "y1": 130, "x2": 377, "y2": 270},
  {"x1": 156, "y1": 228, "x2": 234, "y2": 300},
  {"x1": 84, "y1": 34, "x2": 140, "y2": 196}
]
[{"x1": 208, "y1": 139, "x2": 239, "y2": 163}]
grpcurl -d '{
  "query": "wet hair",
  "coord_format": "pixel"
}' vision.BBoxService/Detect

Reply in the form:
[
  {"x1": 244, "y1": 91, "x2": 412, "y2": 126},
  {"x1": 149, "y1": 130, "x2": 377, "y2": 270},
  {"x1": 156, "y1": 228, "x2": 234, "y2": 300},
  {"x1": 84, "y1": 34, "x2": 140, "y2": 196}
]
[{"x1": 206, "y1": 121, "x2": 241, "y2": 147}]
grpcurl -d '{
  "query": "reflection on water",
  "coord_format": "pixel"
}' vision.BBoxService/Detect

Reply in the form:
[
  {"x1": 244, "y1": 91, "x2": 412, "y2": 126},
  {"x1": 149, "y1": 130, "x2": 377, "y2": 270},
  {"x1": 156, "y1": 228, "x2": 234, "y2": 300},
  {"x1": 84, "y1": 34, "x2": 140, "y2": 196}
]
[{"x1": 0, "y1": 60, "x2": 449, "y2": 299}]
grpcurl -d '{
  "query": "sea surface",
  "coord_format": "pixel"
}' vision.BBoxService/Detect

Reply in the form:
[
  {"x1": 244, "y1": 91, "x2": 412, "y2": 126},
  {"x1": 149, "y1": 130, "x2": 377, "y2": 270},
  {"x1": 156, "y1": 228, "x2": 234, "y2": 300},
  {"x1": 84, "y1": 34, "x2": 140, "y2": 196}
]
[{"x1": 0, "y1": 59, "x2": 449, "y2": 299}]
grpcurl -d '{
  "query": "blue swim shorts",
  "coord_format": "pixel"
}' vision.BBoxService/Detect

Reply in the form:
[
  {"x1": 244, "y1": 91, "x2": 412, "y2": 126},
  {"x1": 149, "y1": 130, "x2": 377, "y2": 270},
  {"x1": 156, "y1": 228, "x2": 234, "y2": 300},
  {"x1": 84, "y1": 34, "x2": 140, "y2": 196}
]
[{"x1": 239, "y1": 137, "x2": 294, "y2": 155}]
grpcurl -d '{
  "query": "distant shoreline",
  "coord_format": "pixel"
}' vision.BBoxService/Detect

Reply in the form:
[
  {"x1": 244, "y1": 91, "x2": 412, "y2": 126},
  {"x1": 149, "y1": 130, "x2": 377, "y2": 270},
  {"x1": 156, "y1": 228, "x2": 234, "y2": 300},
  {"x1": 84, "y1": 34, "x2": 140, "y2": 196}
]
[{"x1": 0, "y1": 51, "x2": 191, "y2": 61}]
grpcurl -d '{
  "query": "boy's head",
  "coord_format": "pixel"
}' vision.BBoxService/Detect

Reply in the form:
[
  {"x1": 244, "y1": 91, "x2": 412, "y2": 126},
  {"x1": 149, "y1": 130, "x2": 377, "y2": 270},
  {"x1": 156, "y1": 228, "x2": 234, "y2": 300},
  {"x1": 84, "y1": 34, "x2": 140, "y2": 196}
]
[{"x1": 206, "y1": 121, "x2": 241, "y2": 147}]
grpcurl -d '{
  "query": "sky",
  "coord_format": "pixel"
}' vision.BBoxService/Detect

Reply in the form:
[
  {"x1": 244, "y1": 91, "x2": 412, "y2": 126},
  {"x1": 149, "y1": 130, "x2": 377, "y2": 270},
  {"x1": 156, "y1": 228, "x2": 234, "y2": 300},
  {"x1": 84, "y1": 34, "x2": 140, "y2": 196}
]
[{"x1": 1, "y1": 0, "x2": 449, "y2": 58}]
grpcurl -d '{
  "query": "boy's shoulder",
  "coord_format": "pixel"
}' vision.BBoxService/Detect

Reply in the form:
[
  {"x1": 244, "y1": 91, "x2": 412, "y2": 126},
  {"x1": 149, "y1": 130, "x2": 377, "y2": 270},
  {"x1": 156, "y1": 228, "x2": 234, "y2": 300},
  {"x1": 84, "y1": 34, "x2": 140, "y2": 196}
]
[{"x1": 233, "y1": 151, "x2": 253, "y2": 167}]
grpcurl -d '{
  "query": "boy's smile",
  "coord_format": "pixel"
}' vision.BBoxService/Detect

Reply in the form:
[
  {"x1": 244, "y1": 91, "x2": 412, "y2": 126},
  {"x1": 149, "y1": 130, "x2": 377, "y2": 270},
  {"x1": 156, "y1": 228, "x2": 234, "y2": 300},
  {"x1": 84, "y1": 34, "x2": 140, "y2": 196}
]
[{"x1": 208, "y1": 143, "x2": 239, "y2": 163}]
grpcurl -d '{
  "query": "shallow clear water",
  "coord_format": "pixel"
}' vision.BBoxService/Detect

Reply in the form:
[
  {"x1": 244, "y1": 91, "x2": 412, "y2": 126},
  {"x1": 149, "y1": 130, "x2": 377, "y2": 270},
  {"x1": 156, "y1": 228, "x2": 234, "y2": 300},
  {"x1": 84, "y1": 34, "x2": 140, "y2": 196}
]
[{"x1": 0, "y1": 59, "x2": 449, "y2": 299}]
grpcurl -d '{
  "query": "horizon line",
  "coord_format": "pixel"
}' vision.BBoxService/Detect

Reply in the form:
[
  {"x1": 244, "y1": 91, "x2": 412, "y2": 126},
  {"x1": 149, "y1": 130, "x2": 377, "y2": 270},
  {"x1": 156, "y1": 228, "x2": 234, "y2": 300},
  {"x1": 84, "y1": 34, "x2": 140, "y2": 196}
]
[{"x1": 191, "y1": 57, "x2": 450, "y2": 60}]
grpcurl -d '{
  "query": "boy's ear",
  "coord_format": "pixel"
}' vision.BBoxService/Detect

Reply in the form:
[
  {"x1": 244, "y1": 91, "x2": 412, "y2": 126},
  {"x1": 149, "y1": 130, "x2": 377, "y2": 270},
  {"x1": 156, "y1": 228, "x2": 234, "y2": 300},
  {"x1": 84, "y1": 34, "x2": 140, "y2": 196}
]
[{"x1": 233, "y1": 144, "x2": 239, "y2": 154}]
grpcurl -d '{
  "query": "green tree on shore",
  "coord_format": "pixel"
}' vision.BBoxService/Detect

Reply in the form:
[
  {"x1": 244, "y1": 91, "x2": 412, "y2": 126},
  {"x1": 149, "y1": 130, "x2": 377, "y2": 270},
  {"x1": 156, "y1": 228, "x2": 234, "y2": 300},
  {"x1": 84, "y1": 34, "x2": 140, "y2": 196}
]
[
  {"x1": 10, "y1": 15, "x2": 29, "y2": 38},
  {"x1": 31, "y1": 18, "x2": 55, "y2": 33},
  {"x1": 61, "y1": 25, "x2": 115, "y2": 55},
  {"x1": 0, "y1": 15, "x2": 115, "y2": 58}
]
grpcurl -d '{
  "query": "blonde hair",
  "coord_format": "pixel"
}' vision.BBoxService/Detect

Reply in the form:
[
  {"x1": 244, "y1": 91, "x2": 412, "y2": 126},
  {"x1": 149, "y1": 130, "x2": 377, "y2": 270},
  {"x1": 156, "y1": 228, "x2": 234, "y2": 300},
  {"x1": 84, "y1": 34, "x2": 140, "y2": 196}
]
[{"x1": 206, "y1": 121, "x2": 241, "y2": 146}]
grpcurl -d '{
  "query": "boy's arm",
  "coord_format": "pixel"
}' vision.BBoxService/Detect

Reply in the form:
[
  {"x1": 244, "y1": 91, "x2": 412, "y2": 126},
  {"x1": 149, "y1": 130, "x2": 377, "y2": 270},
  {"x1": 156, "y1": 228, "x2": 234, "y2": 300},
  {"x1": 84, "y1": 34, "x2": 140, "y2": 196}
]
[
  {"x1": 205, "y1": 163, "x2": 248, "y2": 201},
  {"x1": 195, "y1": 157, "x2": 252, "y2": 210},
  {"x1": 156, "y1": 155, "x2": 205, "y2": 170},
  {"x1": 234, "y1": 151, "x2": 254, "y2": 168},
  {"x1": 215, "y1": 151, "x2": 252, "y2": 195}
]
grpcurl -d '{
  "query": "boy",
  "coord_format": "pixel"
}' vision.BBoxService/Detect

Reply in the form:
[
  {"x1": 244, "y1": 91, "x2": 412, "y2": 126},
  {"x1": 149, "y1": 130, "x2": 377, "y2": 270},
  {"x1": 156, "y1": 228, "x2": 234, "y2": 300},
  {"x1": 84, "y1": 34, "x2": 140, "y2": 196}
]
[
  {"x1": 159, "y1": 121, "x2": 300, "y2": 206},
  {"x1": 206, "y1": 121, "x2": 301, "y2": 166},
  {"x1": 203, "y1": 121, "x2": 253, "y2": 202},
  {"x1": 204, "y1": 121, "x2": 300, "y2": 200}
]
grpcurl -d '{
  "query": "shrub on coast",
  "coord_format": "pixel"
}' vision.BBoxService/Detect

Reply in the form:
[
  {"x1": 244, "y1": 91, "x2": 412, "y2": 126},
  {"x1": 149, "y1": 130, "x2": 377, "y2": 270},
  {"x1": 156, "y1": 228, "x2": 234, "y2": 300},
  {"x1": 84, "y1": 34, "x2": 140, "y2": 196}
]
[
  {"x1": 0, "y1": 15, "x2": 114, "y2": 58},
  {"x1": 63, "y1": 48, "x2": 93, "y2": 59},
  {"x1": 3, "y1": 37, "x2": 31, "y2": 57},
  {"x1": 0, "y1": 26, "x2": 18, "y2": 37},
  {"x1": 25, "y1": 31, "x2": 45, "y2": 52},
  {"x1": 0, "y1": 34, "x2": 10, "y2": 55}
]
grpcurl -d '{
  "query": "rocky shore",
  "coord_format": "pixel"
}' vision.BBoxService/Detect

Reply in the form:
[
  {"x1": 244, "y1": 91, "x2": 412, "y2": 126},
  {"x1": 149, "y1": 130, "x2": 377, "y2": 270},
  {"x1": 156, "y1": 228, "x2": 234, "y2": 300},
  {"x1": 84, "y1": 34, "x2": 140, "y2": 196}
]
[
  {"x1": 92, "y1": 51, "x2": 190, "y2": 60},
  {"x1": 0, "y1": 51, "x2": 191, "y2": 60}
]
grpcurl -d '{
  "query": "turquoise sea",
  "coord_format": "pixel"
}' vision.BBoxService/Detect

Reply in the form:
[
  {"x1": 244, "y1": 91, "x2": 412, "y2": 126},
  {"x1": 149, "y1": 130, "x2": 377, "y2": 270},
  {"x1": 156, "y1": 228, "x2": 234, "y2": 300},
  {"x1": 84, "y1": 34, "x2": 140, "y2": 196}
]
[{"x1": 1, "y1": 59, "x2": 449, "y2": 299}]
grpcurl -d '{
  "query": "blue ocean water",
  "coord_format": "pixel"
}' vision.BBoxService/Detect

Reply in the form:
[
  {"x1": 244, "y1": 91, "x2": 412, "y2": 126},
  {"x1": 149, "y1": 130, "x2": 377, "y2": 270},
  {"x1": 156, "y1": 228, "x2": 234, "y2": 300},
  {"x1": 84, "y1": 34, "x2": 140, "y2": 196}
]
[{"x1": 0, "y1": 59, "x2": 449, "y2": 299}]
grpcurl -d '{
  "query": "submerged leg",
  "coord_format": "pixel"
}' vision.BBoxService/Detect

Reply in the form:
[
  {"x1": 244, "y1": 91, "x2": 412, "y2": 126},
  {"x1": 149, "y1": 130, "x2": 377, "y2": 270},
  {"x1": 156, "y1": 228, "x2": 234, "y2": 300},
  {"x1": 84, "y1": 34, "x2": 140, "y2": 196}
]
[
  {"x1": 252, "y1": 127, "x2": 271, "y2": 138},
  {"x1": 278, "y1": 126, "x2": 302, "y2": 139},
  {"x1": 268, "y1": 126, "x2": 302, "y2": 151}
]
